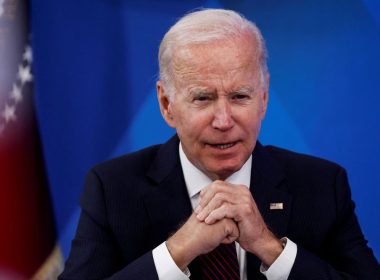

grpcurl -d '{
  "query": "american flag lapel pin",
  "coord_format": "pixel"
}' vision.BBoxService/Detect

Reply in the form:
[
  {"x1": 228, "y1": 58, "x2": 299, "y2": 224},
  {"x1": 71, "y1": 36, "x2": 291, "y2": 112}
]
[{"x1": 270, "y1": 202, "x2": 283, "y2": 210}]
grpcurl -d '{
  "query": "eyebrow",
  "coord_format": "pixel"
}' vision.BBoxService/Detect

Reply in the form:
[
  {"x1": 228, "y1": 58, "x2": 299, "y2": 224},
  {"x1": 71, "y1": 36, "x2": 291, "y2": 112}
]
[
  {"x1": 188, "y1": 87, "x2": 214, "y2": 96},
  {"x1": 187, "y1": 86, "x2": 255, "y2": 96},
  {"x1": 233, "y1": 86, "x2": 255, "y2": 95}
]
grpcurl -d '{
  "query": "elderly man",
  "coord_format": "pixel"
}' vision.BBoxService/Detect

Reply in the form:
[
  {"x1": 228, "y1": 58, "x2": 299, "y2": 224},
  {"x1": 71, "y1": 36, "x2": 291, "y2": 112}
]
[{"x1": 60, "y1": 9, "x2": 380, "y2": 280}]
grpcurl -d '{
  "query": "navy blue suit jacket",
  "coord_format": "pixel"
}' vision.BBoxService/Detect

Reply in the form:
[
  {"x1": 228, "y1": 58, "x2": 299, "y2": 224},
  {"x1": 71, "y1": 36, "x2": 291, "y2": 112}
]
[{"x1": 60, "y1": 135, "x2": 380, "y2": 279}]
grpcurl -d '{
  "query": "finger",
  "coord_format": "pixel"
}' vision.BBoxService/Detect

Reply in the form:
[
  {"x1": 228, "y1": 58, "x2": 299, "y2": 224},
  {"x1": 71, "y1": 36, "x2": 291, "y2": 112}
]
[
  {"x1": 195, "y1": 181, "x2": 223, "y2": 215},
  {"x1": 204, "y1": 203, "x2": 237, "y2": 224},
  {"x1": 198, "y1": 181, "x2": 222, "y2": 209},
  {"x1": 198, "y1": 181, "x2": 235, "y2": 210},
  {"x1": 197, "y1": 186, "x2": 252, "y2": 221},
  {"x1": 222, "y1": 235, "x2": 238, "y2": 244},
  {"x1": 221, "y1": 219, "x2": 239, "y2": 243},
  {"x1": 197, "y1": 192, "x2": 238, "y2": 221}
]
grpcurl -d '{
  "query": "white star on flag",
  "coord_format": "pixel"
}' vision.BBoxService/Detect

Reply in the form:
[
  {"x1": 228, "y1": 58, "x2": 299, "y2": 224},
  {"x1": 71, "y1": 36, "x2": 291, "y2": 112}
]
[
  {"x1": 23, "y1": 45, "x2": 33, "y2": 63},
  {"x1": 0, "y1": 0, "x2": 4, "y2": 18},
  {"x1": 18, "y1": 65, "x2": 33, "y2": 85},
  {"x1": 2, "y1": 104, "x2": 16, "y2": 122},
  {"x1": 10, "y1": 84, "x2": 23, "y2": 103}
]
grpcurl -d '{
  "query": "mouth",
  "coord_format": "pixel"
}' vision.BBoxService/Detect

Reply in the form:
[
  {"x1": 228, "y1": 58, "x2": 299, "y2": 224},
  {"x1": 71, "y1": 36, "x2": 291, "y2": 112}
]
[{"x1": 208, "y1": 141, "x2": 238, "y2": 150}]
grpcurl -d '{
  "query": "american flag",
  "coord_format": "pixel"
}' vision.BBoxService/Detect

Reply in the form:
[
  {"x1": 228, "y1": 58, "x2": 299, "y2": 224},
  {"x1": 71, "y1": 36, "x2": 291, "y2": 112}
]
[{"x1": 0, "y1": 0, "x2": 62, "y2": 279}]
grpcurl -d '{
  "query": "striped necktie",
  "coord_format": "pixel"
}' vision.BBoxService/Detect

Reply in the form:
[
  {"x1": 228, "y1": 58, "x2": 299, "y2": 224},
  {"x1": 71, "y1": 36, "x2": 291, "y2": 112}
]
[{"x1": 198, "y1": 242, "x2": 240, "y2": 279}]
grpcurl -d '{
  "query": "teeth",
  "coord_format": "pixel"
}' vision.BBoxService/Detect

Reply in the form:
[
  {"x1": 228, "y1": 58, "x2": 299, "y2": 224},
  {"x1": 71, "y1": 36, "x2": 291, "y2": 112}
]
[{"x1": 216, "y1": 143, "x2": 234, "y2": 149}]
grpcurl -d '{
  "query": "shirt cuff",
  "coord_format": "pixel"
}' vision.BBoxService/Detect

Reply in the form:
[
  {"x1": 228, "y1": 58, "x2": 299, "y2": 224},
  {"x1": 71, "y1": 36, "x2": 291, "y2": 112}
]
[
  {"x1": 152, "y1": 242, "x2": 190, "y2": 280},
  {"x1": 260, "y1": 238, "x2": 297, "y2": 280}
]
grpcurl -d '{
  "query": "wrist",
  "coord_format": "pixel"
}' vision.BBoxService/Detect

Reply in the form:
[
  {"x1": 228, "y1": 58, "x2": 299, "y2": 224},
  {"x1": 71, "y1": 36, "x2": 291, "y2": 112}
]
[
  {"x1": 166, "y1": 237, "x2": 195, "y2": 271},
  {"x1": 248, "y1": 230, "x2": 284, "y2": 267}
]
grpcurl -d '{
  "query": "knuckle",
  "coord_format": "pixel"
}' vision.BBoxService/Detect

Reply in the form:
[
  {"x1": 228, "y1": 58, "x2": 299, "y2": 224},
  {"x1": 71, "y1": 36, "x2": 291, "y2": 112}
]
[
  {"x1": 243, "y1": 196, "x2": 252, "y2": 204},
  {"x1": 213, "y1": 180, "x2": 226, "y2": 190},
  {"x1": 241, "y1": 186, "x2": 250, "y2": 195},
  {"x1": 214, "y1": 193, "x2": 225, "y2": 203},
  {"x1": 210, "y1": 182, "x2": 218, "y2": 191},
  {"x1": 242, "y1": 204, "x2": 253, "y2": 215}
]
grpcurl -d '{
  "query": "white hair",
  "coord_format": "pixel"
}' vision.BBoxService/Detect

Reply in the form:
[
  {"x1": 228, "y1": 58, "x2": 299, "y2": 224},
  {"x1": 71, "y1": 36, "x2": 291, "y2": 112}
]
[{"x1": 158, "y1": 8, "x2": 269, "y2": 99}]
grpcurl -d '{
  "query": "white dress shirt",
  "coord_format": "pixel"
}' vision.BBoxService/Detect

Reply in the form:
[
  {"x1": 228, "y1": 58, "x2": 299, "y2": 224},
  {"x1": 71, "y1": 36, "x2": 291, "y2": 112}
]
[{"x1": 152, "y1": 143, "x2": 297, "y2": 279}]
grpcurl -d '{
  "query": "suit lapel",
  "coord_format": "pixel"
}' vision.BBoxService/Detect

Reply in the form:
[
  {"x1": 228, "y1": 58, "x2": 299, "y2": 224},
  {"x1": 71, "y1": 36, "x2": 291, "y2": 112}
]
[
  {"x1": 143, "y1": 135, "x2": 202, "y2": 278},
  {"x1": 250, "y1": 142, "x2": 292, "y2": 236},
  {"x1": 247, "y1": 142, "x2": 293, "y2": 279},
  {"x1": 144, "y1": 135, "x2": 193, "y2": 245}
]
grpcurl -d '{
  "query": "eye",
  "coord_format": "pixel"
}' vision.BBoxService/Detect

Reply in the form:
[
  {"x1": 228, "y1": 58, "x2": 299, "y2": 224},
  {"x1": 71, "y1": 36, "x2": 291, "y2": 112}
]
[
  {"x1": 195, "y1": 95, "x2": 211, "y2": 102},
  {"x1": 192, "y1": 93, "x2": 213, "y2": 103},
  {"x1": 232, "y1": 94, "x2": 249, "y2": 100}
]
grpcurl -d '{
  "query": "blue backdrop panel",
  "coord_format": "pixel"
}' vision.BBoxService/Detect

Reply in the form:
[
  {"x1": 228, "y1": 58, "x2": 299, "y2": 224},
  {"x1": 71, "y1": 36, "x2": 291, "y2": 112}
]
[{"x1": 31, "y1": 0, "x2": 379, "y2": 259}]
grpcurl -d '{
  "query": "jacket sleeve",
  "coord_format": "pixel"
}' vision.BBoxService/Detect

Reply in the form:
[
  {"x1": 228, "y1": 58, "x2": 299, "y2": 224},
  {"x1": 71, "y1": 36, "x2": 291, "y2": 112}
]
[
  {"x1": 58, "y1": 169, "x2": 159, "y2": 280},
  {"x1": 289, "y1": 168, "x2": 380, "y2": 280}
]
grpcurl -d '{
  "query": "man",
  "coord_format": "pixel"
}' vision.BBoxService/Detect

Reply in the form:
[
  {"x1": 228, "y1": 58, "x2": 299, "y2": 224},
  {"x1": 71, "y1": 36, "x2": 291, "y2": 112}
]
[{"x1": 60, "y1": 9, "x2": 380, "y2": 280}]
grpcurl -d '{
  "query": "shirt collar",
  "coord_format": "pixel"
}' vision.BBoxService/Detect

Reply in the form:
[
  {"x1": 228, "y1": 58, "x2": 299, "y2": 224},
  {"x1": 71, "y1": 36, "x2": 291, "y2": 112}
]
[{"x1": 179, "y1": 143, "x2": 252, "y2": 199}]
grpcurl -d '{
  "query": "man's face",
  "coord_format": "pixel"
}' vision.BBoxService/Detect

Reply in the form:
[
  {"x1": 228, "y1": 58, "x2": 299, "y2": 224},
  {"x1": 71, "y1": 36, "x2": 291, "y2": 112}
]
[{"x1": 158, "y1": 37, "x2": 268, "y2": 180}]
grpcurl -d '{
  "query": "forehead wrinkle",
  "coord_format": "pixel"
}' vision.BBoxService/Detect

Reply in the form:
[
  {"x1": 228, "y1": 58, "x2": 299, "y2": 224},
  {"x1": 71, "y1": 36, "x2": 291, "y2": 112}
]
[
  {"x1": 173, "y1": 58, "x2": 251, "y2": 86},
  {"x1": 171, "y1": 39, "x2": 262, "y2": 94},
  {"x1": 171, "y1": 53, "x2": 207, "y2": 91},
  {"x1": 172, "y1": 59, "x2": 199, "y2": 81}
]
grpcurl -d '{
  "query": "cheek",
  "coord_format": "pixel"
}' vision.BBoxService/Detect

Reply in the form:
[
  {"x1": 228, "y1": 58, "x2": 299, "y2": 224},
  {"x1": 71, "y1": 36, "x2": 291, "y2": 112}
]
[
  {"x1": 178, "y1": 110, "x2": 210, "y2": 131},
  {"x1": 175, "y1": 114, "x2": 202, "y2": 142},
  {"x1": 239, "y1": 111, "x2": 263, "y2": 139},
  {"x1": 239, "y1": 107, "x2": 259, "y2": 125}
]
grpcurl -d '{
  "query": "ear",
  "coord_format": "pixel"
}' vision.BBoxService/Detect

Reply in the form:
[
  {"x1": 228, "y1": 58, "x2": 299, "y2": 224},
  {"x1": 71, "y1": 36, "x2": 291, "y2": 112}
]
[
  {"x1": 260, "y1": 89, "x2": 269, "y2": 120},
  {"x1": 260, "y1": 74, "x2": 270, "y2": 119},
  {"x1": 157, "y1": 81, "x2": 176, "y2": 128}
]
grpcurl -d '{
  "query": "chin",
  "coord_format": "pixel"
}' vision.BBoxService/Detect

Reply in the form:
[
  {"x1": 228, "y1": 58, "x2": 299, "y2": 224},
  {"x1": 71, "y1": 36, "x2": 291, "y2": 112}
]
[{"x1": 208, "y1": 160, "x2": 244, "y2": 180}]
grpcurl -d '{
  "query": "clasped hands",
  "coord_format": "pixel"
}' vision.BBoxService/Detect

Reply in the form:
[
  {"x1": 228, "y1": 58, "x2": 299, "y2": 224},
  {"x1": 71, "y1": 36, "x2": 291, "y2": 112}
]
[{"x1": 166, "y1": 181, "x2": 284, "y2": 271}]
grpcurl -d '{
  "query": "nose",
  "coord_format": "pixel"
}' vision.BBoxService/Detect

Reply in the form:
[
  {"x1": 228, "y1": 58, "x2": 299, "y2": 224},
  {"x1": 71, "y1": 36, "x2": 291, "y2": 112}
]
[{"x1": 211, "y1": 99, "x2": 234, "y2": 131}]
